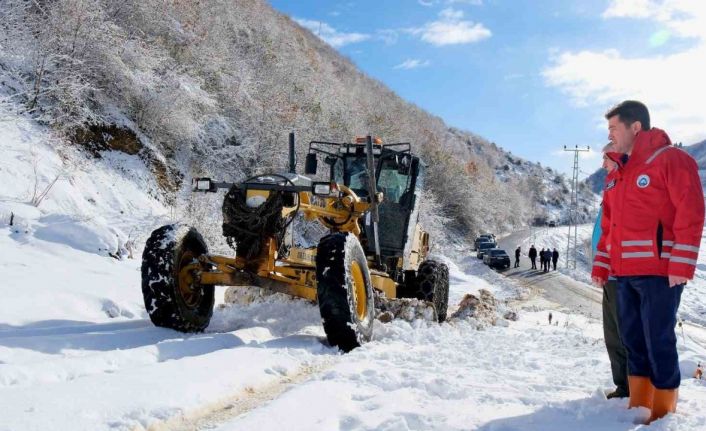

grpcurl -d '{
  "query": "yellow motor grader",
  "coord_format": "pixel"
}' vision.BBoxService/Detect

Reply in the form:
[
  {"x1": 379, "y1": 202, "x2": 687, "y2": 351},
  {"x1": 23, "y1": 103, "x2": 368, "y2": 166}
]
[{"x1": 141, "y1": 135, "x2": 449, "y2": 351}]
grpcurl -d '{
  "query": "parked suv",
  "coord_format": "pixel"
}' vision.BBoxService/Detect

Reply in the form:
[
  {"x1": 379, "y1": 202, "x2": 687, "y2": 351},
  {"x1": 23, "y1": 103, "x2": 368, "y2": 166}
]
[
  {"x1": 474, "y1": 234, "x2": 496, "y2": 250},
  {"x1": 483, "y1": 249, "x2": 511, "y2": 269},
  {"x1": 476, "y1": 241, "x2": 496, "y2": 259}
]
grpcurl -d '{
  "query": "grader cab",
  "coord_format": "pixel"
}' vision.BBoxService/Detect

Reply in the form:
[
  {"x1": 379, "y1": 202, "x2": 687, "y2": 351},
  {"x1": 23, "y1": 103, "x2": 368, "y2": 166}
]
[{"x1": 140, "y1": 135, "x2": 449, "y2": 352}]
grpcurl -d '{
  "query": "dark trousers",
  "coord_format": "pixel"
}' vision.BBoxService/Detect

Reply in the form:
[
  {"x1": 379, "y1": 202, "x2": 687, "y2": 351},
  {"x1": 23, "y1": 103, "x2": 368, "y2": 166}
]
[
  {"x1": 552, "y1": 259, "x2": 557, "y2": 270},
  {"x1": 616, "y1": 276, "x2": 684, "y2": 389},
  {"x1": 530, "y1": 258, "x2": 536, "y2": 269},
  {"x1": 603, "y1": 280, "x2": 629, "y2": 394},
  {"x1": 514, "y1": 256, "x2": 520, "y2": 268}
]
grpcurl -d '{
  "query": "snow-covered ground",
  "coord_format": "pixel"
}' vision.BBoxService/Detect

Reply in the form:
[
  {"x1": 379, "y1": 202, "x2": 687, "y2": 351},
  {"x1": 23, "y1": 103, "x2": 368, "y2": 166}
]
[
  {"x1": 4, "y1": 227, "x2": 706, "y2": 430},
  {"x1": 3, "y1": 111, "x2": 706, "y2": 430}
]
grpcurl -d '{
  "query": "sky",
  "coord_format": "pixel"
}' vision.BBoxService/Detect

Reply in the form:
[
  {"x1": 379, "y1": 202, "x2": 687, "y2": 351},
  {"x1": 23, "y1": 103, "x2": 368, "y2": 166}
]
[{"x1": 268, "y1": 0, "x2": 706, "y2": 176}]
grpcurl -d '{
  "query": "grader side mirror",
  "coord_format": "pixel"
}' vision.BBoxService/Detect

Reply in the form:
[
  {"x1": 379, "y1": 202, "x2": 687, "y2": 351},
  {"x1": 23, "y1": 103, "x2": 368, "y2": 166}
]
[
  {"x1": 305, "y1": 153, "x2": 318, "y2": 175},
  {"x1": 397, "y1": 154, "x2": 411, "y2": 175}
]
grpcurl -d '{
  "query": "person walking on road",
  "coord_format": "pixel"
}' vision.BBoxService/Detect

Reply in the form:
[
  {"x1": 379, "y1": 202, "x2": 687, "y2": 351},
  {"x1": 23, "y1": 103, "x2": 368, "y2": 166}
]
[
  {"x1": 593, "y1": 141, "x2": 630, "y2": 400},
  {"x1": 529, "y1": 245, "x2": 537, "y2": 269},
  {"x1": 514, "y1": 246, "x2": 521, "y2": 268},
  {"x1": 539, "y1": 248, "x2": 546, "y2": 272},
  {"x1": 592, "y1": 101, "x2": 705, "y2": 423},
  {"x1": 552, "y1": 248, "x2": 559, "y2": 271},
  {"x1": 545, "y1": 250, "x2": 551, "y2": 272}
]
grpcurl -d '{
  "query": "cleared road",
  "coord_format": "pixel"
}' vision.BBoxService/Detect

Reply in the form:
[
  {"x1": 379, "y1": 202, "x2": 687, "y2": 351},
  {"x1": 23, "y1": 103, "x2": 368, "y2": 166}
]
[{"x1": 494, "y1": 229, "x2": 602, "y2": 319}]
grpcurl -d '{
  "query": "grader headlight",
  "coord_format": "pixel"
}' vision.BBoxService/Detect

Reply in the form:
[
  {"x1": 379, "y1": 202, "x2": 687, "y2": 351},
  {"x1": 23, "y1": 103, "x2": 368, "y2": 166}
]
[
  {"x1": 192, "y1": 178, "x2": 215, "y2": 192},
  {"x1": 313, "y1": 182, "x2": 333, "y2": 196}
]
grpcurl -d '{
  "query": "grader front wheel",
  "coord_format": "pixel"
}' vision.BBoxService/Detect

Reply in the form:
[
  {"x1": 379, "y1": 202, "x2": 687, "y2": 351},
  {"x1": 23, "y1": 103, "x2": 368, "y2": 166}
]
[
  {"x1": 315, "y1": 233, "x2": 374, "y2": 352},
  {"x1": 141, "y1": 224, "x2": 214, "y2": 332}
]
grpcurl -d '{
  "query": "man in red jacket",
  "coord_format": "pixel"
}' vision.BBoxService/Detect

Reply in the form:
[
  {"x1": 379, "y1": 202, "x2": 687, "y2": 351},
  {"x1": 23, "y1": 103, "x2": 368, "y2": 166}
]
[{"x1": 591, "y1": 100, "x2": 704, "y2": 423}]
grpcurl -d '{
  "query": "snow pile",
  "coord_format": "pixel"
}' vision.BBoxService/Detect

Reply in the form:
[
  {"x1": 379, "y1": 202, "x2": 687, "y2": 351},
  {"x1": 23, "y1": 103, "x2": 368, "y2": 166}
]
[
  {"x1": 450, "y1": 288, "x2": 518, "y2": 327},
  {"x1": 375, "y1": 297, "x2": 437, "y2": 323}
]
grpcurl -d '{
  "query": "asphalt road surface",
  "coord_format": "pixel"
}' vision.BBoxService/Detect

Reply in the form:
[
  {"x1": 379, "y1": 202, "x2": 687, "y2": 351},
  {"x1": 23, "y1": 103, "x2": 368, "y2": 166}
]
[{"x1": 494, "y1": 229, "x2": 603, "y2": 320}]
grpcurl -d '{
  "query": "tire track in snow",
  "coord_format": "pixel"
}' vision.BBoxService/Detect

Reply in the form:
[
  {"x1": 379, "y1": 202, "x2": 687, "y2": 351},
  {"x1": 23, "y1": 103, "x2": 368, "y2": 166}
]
[{"x1": 144, "y1": 358, "x2": 337, "y2": 431}]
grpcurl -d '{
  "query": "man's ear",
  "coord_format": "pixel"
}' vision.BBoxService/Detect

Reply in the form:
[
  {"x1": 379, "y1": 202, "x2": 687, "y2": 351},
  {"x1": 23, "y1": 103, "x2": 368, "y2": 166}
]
[{"x1": 632, "y1": 121, "x2": 642, "y2": 135}]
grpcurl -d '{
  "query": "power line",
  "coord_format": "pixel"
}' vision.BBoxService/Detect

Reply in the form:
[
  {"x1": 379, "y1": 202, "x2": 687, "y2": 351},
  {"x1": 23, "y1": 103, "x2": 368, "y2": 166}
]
[{"x1": 563, "y1": 145, "x2": 590, "y2": 270}]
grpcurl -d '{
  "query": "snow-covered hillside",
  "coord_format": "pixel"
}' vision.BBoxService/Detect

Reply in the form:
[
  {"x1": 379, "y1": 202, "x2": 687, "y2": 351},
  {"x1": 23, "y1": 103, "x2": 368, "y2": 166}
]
[
  {"x1": 3, "y1": 111, "x2": 706, "y2": 430},
  {"x1": 0, "y1": 106, "x2": 170, "y2": 324},
  {"x1": 0, "y1": 107, "x2": 169, "y2": 257},
  {"x1": 0, "y1": 0, "x2": 598, "y2": 239}
]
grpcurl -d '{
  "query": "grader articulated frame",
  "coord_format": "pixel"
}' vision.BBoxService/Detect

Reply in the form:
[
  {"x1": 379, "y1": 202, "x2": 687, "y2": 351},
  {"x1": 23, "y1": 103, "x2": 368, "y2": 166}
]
[{"x1": 141, "y1": 135, "x2": 449, "y2": 352}]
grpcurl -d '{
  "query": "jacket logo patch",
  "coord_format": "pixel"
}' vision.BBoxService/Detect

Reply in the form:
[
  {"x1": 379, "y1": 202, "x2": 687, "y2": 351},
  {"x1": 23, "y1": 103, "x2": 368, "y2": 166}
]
[
  {"x1": 637, "y1": 174, "x2": 650, "y2": 188},
  {"x1": 605, "y1": 179, "x2": 616, "y2": 190}
]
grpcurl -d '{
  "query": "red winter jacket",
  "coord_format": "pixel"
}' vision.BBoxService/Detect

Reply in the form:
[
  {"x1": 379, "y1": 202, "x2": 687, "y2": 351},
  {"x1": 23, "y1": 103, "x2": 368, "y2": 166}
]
[
  {"x1": 592, "y1": 153, "x2": 625, "y2": 276},
  {"x1": 592, "y1": 128, "x2": 705, "y2": 282}
]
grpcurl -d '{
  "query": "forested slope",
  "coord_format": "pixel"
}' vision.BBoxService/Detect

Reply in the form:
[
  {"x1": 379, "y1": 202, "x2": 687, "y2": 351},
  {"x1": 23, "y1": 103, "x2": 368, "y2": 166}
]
[{"x1": 0, "y1": 0, "x2": 596, "y2": 248}]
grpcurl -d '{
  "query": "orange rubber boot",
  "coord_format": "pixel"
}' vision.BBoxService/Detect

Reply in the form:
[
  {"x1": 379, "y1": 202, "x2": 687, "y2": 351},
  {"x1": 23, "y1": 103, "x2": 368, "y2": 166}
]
[
  {"x1": 627, "y1": 376, "x2": 654, "y2": 409},
  {"x1": 648, "y1": 388, "x2": 677, "y2": 423}
]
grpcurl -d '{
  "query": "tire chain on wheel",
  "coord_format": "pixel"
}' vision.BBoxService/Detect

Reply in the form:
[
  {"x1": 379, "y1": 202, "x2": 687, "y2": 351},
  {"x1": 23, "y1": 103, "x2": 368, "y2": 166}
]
[
  {"x1": 415, "y1": 260, "x2": 450, "y2": 322},
  {"x1": 316, "y1": 232, "x2": 374, "y2": 352},
  {"x1": 222, "y1": 186, "x2": 289, "y2": 259},
  {"x1": 141, "y1": 224, "x2": 214, "y2": 332}
]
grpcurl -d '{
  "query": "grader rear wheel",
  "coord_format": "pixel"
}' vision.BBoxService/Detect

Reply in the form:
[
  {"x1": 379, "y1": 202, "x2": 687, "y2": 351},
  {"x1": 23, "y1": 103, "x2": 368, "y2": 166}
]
[
  {"x1": 315, "y1": 233, "x2": 374, "y2": 352},
  {"x1": 141, "y1": 224, "x2": 214, "y2": 332},
  {"x1": 415, "y1": 260, "x2": 450, "y2": 322}
]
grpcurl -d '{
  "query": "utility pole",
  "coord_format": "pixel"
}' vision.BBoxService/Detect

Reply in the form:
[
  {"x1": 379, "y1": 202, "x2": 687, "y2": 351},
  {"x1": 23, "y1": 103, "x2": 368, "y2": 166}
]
[{"x1": 563, "y1": 145, "x2": 590, "y2": 269}]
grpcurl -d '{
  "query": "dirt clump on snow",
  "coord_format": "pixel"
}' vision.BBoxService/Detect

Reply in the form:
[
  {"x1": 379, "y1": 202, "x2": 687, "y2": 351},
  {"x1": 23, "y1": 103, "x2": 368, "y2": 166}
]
[
  {"x1": 223, "y1": 286, "x2": 290, "y2": 305},
  {"x1": 375, "y1": 297, "x2": 437, "y2": 323},
  {"x1": 450, "y1": 289, "x2": 518, "y2": 327}
]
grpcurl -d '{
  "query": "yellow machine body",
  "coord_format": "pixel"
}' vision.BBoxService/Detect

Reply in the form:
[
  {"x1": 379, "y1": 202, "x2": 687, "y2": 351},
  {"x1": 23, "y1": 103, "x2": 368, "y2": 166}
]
[{"x1": 189, "y1": 184, "x2": 427, "y2": 301}]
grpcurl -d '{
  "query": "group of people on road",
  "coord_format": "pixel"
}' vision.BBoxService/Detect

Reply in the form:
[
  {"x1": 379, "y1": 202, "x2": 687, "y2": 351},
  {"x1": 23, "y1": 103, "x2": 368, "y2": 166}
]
[
  {"x1": 516, "y1": 245, "x2": 558, "y2": 272},
  {"x1": 591, "y1": 101, "x2": 704, "y2": 424}
]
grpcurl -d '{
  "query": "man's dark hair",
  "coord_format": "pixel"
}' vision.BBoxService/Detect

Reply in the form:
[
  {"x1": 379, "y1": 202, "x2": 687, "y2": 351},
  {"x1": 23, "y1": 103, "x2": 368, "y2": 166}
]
[{"x1": 605, "y1": 100, "x2": 650, "y2": 130}]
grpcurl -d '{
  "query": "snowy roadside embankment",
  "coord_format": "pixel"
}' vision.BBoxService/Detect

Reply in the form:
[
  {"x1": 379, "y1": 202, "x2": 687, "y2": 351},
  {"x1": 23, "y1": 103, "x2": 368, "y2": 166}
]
[{"x1": 0, "y1": 107, "x2": 169, "y2": 258}]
